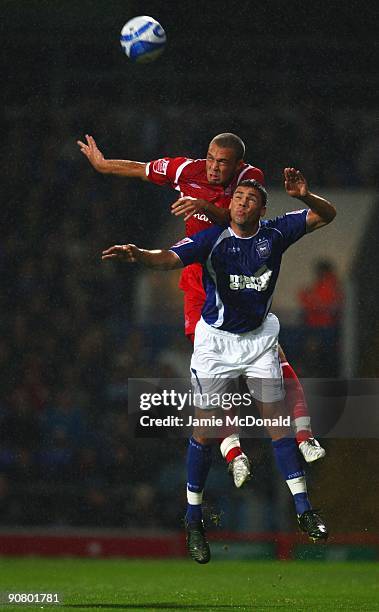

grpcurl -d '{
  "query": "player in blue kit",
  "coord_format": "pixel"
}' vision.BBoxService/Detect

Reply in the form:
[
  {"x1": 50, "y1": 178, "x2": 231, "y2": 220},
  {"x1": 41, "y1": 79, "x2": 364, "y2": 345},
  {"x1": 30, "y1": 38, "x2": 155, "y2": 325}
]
[{"x1": 102, "y1": 167, "x2": 336, "y2": 563}]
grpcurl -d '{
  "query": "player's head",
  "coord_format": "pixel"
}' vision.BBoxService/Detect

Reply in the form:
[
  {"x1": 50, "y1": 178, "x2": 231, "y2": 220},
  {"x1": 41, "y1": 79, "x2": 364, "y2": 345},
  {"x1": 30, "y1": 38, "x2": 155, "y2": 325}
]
[
  {"x1": 238, "y1": 179, "x2": 268, "y2": 207},
  {"x1": 206, "y1": 133, "x2": 245, "y2": 186},
  {"x1": 229, "y1": 179, "x2": 268, "y2": 229}
]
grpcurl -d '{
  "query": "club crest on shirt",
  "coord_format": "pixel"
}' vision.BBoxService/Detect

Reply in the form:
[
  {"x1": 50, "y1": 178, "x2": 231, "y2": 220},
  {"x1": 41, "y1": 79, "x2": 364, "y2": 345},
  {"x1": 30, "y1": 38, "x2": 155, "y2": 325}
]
[
  {"x1": 256, "y1": 238, "x2": 271, "y2": 259},
  {"x1": 152, "y1": 159, "x2": 169, "y2": 175}
]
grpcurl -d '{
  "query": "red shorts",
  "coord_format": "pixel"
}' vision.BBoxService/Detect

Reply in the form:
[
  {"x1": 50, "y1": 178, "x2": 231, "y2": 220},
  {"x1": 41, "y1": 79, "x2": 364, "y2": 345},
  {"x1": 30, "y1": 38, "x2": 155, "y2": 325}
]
[{"x1": 179, "y1": 264, "x2": 206, "y2": 337}]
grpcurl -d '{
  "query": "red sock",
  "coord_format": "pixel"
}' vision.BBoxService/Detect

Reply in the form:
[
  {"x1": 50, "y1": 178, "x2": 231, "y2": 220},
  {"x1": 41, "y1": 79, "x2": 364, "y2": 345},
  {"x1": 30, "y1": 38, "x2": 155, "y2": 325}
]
[
  {"x1": 219, "y1": 435, "x2": 243, "y2": 463},
  {"x1": 225, "y1": 447, "x2": 243, "y2": 463},
  {"x1": 282, "y1": 361, "x2": 313, "y2": 444}
]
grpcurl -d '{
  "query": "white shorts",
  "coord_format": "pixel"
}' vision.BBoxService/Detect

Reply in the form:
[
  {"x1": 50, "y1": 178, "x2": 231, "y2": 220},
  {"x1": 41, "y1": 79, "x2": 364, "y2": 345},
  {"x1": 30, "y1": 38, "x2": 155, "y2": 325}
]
[{"x1": 190, "y1": 314, "x2": 284, "y2": 408}]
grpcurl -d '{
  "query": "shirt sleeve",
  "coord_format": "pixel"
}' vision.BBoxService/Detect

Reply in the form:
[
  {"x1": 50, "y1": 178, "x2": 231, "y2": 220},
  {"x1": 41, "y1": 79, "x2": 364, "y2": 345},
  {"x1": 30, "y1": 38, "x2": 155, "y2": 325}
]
[
  {"x1": 145, "y1": 156, "x2": 189, "y2": 186},
  {"x1": 271, "y1": 209, "x2": 309, "y2": 251},
  {"x1": 169, "y1": 228, "x2": 217, "y2": 266}
]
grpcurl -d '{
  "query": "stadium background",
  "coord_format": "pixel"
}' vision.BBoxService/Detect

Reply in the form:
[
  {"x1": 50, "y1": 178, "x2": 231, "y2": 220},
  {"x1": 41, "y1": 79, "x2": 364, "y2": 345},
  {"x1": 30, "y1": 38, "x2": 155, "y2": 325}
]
[{"x1": 1, "y1": 0, "x2": 378, "y2": 565}]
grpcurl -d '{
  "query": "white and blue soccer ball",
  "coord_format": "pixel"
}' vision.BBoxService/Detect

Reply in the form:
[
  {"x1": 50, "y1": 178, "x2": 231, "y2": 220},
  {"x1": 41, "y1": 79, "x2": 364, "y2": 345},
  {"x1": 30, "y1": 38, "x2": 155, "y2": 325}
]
[{"x1": 120, "y1": 16, "x2": 166, "y2": 63}]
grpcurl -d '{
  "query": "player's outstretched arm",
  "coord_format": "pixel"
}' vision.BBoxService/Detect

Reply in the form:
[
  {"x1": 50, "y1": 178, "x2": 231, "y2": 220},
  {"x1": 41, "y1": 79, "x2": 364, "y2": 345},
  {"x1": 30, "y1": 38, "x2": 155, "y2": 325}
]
[
  {"x1": 101, "y1": 244, "x2": 182, "y2": 270},
  {"x1": 171, "y1": 197, "x2": 230, "y2": 225},
  {"x1": 284, "y1": 167, "x2": 336, "y2": 232},
  {"x1": 77, "y1": 135, "x2": 148, "y2": 180}
]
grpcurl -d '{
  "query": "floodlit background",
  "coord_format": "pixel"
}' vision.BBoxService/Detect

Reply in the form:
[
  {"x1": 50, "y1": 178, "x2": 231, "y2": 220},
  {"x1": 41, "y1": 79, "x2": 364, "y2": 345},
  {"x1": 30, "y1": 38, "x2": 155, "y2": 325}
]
[{"x1": 0, "y1": 0, "x2": 378, "y2": 556}]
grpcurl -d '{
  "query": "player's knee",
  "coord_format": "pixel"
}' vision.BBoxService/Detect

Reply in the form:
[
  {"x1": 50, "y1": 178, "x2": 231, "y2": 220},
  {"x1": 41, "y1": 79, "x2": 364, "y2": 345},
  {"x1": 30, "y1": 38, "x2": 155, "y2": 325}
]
[
  {"x1": 266, "y1": 426, "x2": 292, "y2": 441},
  {"x1": 193, "y1": 433, "x2": 212, "y2": 445}
]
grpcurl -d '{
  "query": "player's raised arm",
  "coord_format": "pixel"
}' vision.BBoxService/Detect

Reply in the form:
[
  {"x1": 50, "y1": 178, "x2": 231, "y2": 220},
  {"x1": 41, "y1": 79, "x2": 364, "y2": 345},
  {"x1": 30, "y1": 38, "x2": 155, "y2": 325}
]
[
  {"x1": 101, "y1": 244, "x2": 182, "y2": 270},
  {"x1": 77, "y1": 135, "x2": 148, "y2": 180},
  {"x1": 284, "y1": 167, "x2": 336, "y2": 232}
]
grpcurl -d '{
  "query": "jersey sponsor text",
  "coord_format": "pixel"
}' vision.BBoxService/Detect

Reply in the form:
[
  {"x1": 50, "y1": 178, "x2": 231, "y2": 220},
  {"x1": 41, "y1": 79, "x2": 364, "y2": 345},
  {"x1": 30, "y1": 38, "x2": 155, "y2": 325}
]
[{"x1": 229, "y1": 267, "x2": 272, "y2": 292}]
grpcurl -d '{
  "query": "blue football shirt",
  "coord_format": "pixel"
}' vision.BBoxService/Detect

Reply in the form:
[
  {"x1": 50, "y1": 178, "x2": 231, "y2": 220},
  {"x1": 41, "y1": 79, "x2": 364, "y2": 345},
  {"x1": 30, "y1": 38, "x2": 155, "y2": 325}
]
[{"x1": 170, "y1": 210, "x2": 309, "y2": 333}]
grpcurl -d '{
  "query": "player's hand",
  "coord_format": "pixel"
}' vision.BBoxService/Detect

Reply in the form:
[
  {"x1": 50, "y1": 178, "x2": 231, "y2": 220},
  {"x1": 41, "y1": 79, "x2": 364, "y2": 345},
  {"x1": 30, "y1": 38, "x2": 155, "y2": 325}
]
[
  {"x1": 171, "y1": 197, "x2": 209, "y2": 221},
  {"x1": 77, "y1": 135, "x2": 108, "y2": 173},
  {"x1": 101, "y1": 244, "x2": 140, "y2": 263},
  {"x1": 284, "y1": 168, "x2": 309, "y2": 198}
]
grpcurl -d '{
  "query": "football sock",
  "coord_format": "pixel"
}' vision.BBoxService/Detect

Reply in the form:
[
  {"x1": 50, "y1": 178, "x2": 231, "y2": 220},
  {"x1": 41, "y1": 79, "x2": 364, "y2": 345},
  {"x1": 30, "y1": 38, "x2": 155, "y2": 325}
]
[
  {"x1": 219, "y1": 433, "x2": 243, "y2": 464},
  {"x1": 282, "y1": 361, "x2": 313, "y2": 444},
  {"x1": 186, "y1": 437, "x2": 212, "y2": 525},
  {"x1": 272, "y1": 437, "x2": 312, "y2": 515}
]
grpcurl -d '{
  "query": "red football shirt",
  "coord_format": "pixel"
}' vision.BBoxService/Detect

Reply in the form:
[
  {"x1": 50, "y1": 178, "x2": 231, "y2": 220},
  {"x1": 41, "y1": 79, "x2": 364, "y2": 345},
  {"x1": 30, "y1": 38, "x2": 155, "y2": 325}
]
[
  {"x1": 145, "y1": 156, "x2": 265, "y2": 334},
  {"x1": 146, "y1": 157, "x2": 265, "y2": 236}
]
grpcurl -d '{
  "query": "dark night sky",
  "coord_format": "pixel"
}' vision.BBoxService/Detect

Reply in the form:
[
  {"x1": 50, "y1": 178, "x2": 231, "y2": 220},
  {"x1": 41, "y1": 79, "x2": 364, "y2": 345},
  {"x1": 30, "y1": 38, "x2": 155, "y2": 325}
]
[{"x1": 1, "y1": 0, "x2": 378, "y2": 110}]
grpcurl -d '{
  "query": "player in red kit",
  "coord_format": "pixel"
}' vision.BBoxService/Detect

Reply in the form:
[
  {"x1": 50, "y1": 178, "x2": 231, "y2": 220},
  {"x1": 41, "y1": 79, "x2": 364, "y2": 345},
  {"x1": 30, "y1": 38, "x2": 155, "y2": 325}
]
[
  {"x1": 146, "y1": 138, "x2": 264, "y2": 343},
  {"x1": 77, "y1": 132, "x2": 326, "y2": 479}
]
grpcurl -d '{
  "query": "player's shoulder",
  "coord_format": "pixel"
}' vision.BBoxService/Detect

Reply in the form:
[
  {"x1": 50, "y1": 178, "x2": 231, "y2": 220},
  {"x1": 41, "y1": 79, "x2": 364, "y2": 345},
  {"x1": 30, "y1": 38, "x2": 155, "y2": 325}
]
[
  {"x1": 262, "y1": 209, "x2": 307, "y2": 233},
  {"x1": 178, "y1": 158, "x2": 206, "y2": 180},
  {"x1": 148, "y1": 155, "x2": 189, "y2": 176},
  {"x1": 192, "y1": 223, "x2": 227, "y2": 243},
  {"x1": 261, "y1": 217, "x2": 285, "y2": 236},
  {"x1": 148, "y1": 156, "x2": 207, "y2": 186},
  {"x1": 157, "y1": 157, "x2": 206, "y2": 183},
  {"x1": 236, "y1": 163, "x2": 265, "y2": 185}
]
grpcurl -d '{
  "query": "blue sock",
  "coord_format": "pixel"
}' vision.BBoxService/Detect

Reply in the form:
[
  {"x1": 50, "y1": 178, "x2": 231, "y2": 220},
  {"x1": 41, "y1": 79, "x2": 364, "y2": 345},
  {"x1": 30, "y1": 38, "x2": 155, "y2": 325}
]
[
  {"x1": 272, "y1": 437, "x2": 312, "y2": 516},
  {"x1": 185, "y1": 437, "x2": 212, "y2": 525}
]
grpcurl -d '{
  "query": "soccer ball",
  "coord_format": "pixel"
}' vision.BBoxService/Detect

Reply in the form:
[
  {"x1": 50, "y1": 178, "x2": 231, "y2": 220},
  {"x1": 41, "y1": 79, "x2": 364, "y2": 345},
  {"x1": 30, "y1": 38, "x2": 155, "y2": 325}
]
[{"x1": 120, "y1": 16, "x2": 166, "y2": 63}]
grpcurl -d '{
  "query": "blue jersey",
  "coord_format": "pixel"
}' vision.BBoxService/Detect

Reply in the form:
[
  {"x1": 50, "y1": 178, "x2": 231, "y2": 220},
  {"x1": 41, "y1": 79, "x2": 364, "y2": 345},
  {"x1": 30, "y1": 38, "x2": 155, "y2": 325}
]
[{"x1": 170, "y1": 210, "x2": 308, "y2": 333}]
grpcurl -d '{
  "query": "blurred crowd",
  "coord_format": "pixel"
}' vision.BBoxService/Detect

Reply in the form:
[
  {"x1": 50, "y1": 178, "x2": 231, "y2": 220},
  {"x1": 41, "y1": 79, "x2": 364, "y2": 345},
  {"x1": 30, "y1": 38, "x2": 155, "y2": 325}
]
[{"x1": 0, "y1": 98, "x2": 371, "y2": 529}]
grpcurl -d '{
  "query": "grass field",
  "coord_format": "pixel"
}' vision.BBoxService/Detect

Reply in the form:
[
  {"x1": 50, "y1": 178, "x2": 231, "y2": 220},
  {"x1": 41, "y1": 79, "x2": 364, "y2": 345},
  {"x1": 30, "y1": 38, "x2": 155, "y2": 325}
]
[{"x1": 0, "y1": 558, "x2": 378, "y2": 611}]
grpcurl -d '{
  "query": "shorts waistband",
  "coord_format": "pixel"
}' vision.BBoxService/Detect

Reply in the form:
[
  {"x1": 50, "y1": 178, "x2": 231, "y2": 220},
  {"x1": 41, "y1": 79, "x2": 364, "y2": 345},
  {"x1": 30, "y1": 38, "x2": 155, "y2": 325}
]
[{"x1": 198, "y1": 316, "x2": 275, "y2": 339}]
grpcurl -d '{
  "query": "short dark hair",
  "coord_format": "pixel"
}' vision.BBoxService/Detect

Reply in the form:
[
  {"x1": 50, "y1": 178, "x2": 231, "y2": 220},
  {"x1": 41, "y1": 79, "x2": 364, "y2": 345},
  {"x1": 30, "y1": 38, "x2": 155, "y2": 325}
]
[
  {"x1": 237, "y1": 179, "x2": 268, "y2": 207},
  {"x1": 210, "y1": 133, "x2": 245, "y2": 160}
]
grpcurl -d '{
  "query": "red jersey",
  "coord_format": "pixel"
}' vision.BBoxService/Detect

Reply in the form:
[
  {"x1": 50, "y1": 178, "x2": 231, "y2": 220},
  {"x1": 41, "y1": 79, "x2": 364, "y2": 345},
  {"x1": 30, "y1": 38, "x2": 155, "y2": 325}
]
[
  {"x1": 145, "y1": 156, "x2": 265, "y2": 336},
  {"x1": 146, "y1": 157, "x2": 265, "y2": 236}
]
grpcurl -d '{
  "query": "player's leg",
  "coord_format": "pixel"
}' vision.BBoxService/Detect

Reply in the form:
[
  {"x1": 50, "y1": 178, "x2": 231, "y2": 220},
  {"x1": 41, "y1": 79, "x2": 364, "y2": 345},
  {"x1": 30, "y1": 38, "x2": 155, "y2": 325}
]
[
  {"x1": 185, "y1": 319, "x2": 246, "y2": 563},
  {"x1": 245, "y1": 335, "x2": 328, "y2": 542},
  {"x1": 185, "y1": 419, "x2": 213, "y2": 528},
  {"x1": 185, "y1": 396, "x2": 237, "y2": 565},
  {"x1": 184, "y1": 419, "x2": 213, "y2": 565},
  {"x1": 279, "y1": 345, "x2": 326, "y2": 463},
  {"x1": 181, "y1": 277, "x2": 213, "y2": 548},
  {"x1": 257, "y1": 399, "x2": 328, "y2": 541},
  {"x1": 183, "y1": 284, "x2": 248, "y2": 486}
]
